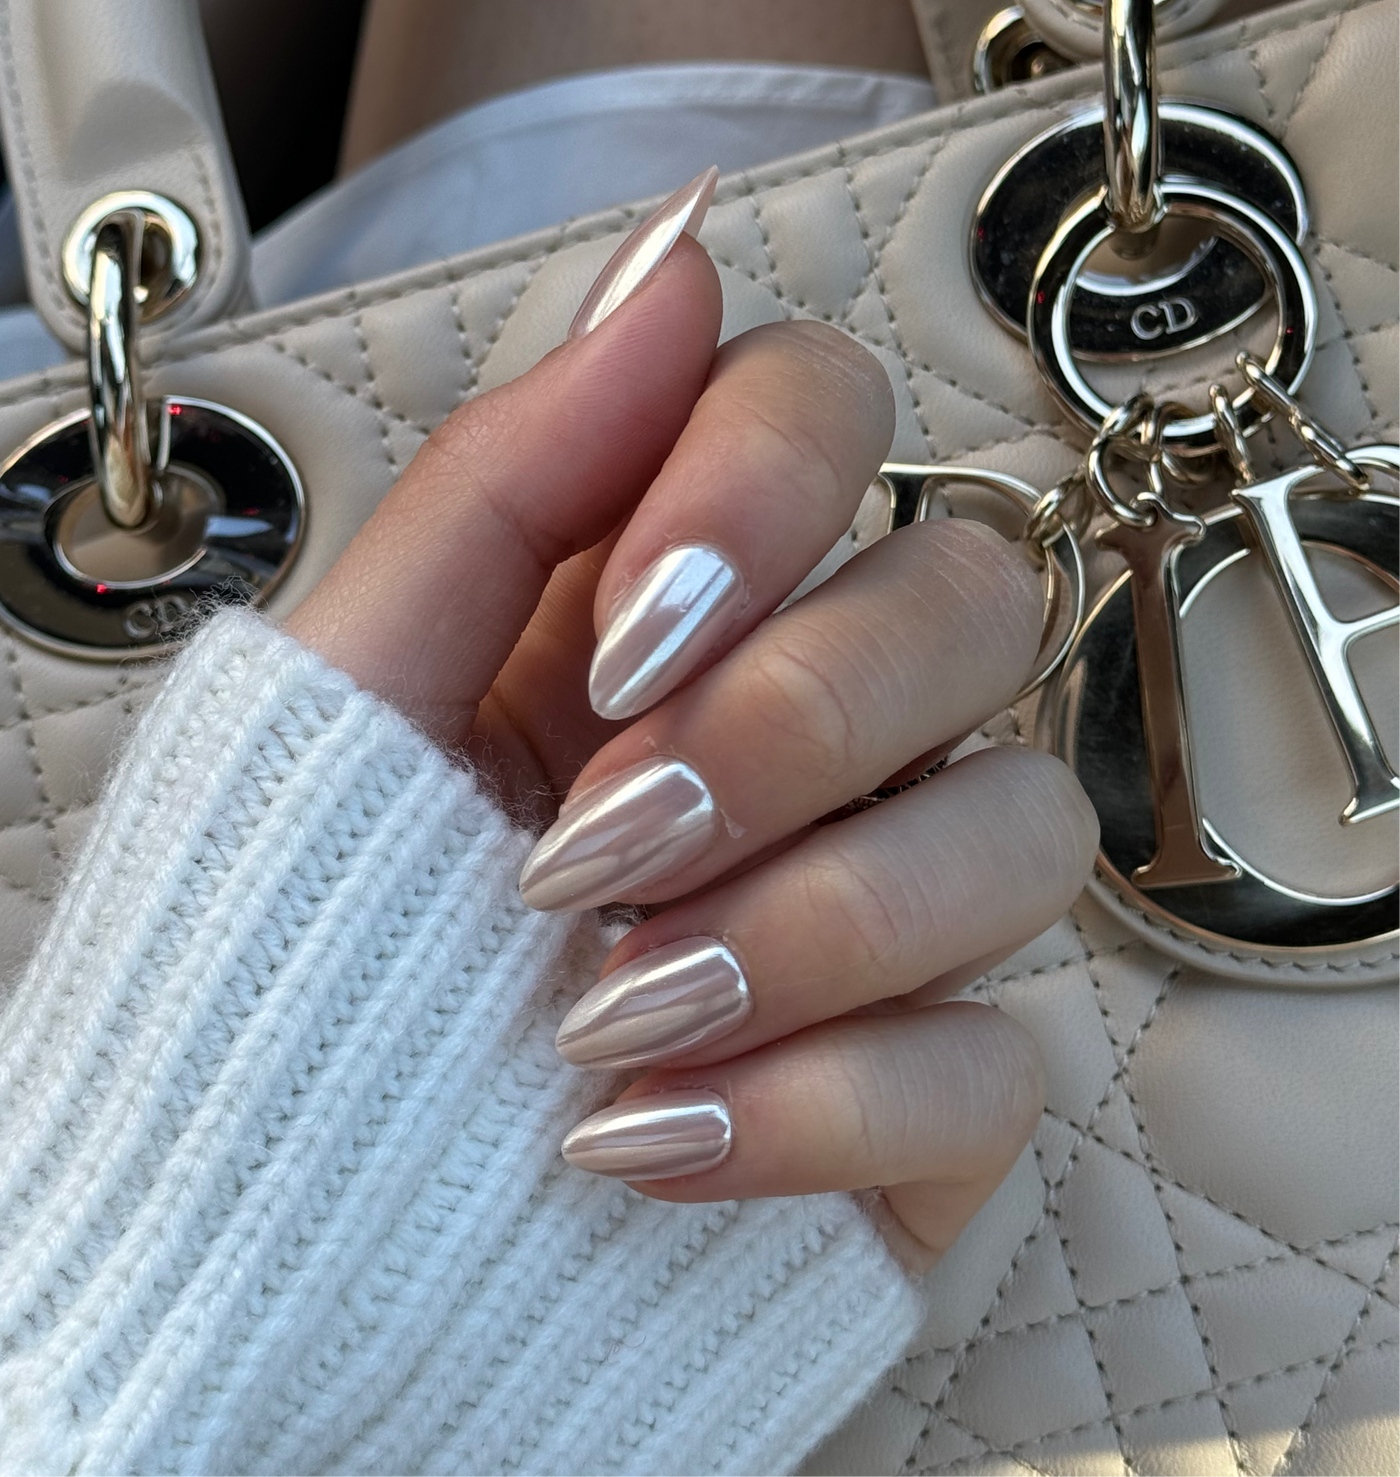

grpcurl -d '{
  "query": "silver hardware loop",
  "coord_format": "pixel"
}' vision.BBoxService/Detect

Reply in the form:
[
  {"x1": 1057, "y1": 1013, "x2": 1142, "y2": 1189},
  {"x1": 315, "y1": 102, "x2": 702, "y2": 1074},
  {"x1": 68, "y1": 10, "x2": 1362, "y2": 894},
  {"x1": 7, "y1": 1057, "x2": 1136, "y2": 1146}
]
[
  {"x1": 1102, "y1": 0, "x2": 1163, "y2": 243},
  {"x1": 86, "y1": 213, "x2": 155, "y2": 530},
  {"x1": 1028, "y1": 179, "x2": 1318, "y2": 452},
  {"x1": 63, "y1": 191, "x2": 199, "y2": 323},
  {"x1": 1236, "y1": 350, "x2": 1372, "y2": 492},
  {"x1": 1210, "y1": 381, "x2": 1254, "y2": 484},
  {"x1": 1085, "y1": 393, "x2": 1161, "y2": 527},
  {"x1": 1026, "y1": 470, "x2": 1094, "y2": 548},
  {"x1": 972, "y1": 6, "x2": 1073, "y2": 91}
]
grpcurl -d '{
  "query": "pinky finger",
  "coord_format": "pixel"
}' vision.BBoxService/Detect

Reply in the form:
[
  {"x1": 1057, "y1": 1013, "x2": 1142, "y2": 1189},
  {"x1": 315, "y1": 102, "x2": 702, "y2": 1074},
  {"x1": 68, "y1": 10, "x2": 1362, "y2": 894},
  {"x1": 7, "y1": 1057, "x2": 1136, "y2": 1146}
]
[{"x1": 561, "y1": 1002, "x2": 1045, "y2": 1271}]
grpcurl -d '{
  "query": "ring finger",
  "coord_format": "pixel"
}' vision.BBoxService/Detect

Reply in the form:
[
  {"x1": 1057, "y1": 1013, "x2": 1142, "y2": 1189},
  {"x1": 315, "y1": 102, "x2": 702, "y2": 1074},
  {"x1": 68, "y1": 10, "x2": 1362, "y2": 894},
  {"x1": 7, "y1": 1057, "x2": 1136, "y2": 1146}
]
[{"x1": 553, "y1": 745, "x2": 1097, "y2": 1070}]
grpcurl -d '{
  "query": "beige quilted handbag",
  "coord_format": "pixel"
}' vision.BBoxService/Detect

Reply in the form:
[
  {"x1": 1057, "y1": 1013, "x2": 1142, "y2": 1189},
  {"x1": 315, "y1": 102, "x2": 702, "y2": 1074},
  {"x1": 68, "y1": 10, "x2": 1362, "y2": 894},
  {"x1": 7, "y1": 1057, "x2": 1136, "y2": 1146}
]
[{"x1": 0, "y1": 0, "x2": 1394, "y2": 1472}]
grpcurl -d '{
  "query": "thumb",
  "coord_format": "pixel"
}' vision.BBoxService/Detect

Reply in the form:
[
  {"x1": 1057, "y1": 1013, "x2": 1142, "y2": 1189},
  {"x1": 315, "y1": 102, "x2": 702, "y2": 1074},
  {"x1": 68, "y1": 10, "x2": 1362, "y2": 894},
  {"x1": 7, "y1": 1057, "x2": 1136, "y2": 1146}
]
[{"x1": 286, "y1": 223, "x2": 722, "y2": 743}]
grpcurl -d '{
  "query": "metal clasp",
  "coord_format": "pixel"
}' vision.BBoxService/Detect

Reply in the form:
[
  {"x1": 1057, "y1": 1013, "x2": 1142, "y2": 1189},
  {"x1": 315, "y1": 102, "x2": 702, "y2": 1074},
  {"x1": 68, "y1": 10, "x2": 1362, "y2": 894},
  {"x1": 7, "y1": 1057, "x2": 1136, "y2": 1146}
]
[{"x1": 65, "y1": 192, "x2": 202, "y2": 532}]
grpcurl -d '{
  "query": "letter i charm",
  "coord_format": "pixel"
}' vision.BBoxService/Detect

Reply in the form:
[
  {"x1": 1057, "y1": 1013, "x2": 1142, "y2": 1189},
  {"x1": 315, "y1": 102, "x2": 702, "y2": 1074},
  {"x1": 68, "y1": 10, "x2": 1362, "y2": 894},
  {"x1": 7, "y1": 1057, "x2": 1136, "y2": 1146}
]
[{"x1": 1096, "y1": 503, "x2": 1238, "y2": 888}]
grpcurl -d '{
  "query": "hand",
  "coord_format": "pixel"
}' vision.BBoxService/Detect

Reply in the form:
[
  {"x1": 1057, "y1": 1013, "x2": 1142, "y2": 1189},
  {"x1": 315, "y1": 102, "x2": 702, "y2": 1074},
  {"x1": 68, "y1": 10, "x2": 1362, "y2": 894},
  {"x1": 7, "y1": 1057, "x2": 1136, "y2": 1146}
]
[{"x1": 287, "y1": 173, "x2": 1098, "y2": 1273}]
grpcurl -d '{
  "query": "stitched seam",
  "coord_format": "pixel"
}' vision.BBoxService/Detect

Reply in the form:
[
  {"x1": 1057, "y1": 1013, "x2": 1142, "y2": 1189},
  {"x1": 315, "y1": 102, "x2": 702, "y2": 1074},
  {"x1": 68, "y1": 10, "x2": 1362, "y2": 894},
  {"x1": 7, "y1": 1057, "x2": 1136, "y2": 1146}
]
[
  {"x1": 458, "y1": 248, "x2": 555, "y2": 400},
  {"x1": 1093, "y1": 877, "x2": 1400, "y2": 972},
  {"x1": 837, "y1": 137, "x2": 943, "y2": 457},
  {"x1": 746, "y1": 183, "x2": 787, "y2": 309},
  {"x1": 1278, "y1": 10, "x2": 1347, "y2": 136},
  {"x1": 1314, "y1": 234, "x2": 1400, "y2": 274},
  {"x1": 926, "y1": 1337, "x2": 1400, "y2": 1474},
  {"x1": 898, "y1": 964, "x2": 1176, "y2": 1472},
  {"x1": 1246, "y1": 23, "x2": 1280, "y2": 132},
  {"x1": 1039, "y1": 1105, "x2": 1400, "y2": 1305},
  {"x1": 0, "y1": 0, "x2": 1334, "y2": 384},
  {"x1": 267, "y1": 337, "x2": 434, "y2": 438},
  {"x1": 1094, "y1": 918, "x2": 1242, "y2": 1468},
  {"x1": 187, "y1": 149, "x2": 226, "y2": 327},
  {"x1": 0, "y1": 1, "x2": 58, "y2": 309},
  {"x1": 1312, "y1": 244, "x2": 1382, "y2": 426},
  {"x1": 348, "y1": 300, "x2": 404, "y2": 478},
  {"x1": 1, "y1": 635, "x2": 60, "y2": 873},
  {"x1": 953, "y1": 1228, "x2": 1400, "y2": 1352},
  {"x1": 0, "y1": 672, "x2": 150, "y2": 733},
  {"x1": 1271, "y1": 1244, "x2": 1400, "y2": 1474}
]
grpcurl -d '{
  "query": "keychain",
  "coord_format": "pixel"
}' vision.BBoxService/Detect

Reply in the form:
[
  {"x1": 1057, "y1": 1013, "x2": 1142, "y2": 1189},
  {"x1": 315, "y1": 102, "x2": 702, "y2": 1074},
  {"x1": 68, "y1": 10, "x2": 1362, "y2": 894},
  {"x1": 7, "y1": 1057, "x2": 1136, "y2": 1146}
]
[{"x1": 873, "y1": 0, "x2": 1397, "y2": 980}]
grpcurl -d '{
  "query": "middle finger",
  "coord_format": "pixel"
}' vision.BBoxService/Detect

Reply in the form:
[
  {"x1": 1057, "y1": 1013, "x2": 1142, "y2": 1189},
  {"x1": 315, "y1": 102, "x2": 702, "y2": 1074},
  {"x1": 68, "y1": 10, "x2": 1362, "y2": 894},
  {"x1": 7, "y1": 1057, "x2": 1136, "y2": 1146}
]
[{"x1": 519, "y1": 517, "x2": 1043, "y2": 912}]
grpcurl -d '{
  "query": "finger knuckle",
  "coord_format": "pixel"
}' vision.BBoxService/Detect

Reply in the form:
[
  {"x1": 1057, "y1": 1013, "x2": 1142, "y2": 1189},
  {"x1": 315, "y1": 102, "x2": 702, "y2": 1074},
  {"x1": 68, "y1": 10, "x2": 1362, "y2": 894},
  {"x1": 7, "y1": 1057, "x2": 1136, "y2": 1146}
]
[
  {"x1": 799, "y1": 849, "x2": 914, "y2": 974},
  {"x1": 924, "y1": 521, "x2": 1045, "y2": 684},
  {"x1": 741, "y1": 629, "x2": 872, "y2": 788}
]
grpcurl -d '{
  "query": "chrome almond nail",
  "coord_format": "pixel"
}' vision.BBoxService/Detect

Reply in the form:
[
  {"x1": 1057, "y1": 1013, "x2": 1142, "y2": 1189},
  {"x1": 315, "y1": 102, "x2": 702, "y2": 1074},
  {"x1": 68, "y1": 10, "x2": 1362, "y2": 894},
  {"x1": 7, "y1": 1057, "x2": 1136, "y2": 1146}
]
[
  {"x1": 518, "y1": 757, "x2": 718, "y2": 912},
  {"x1": 589, "y1": 545, "x2": 745, "y2": 721},
  {"x1": 567, "y1": 165, "x2": 719, "y2": 339},
  {"x1": 557, "y1": 937, "x2": 751, "y2": 1069},
  {"x1": 561, "y1": 1089, "x2": 733, "y2": 1180}
]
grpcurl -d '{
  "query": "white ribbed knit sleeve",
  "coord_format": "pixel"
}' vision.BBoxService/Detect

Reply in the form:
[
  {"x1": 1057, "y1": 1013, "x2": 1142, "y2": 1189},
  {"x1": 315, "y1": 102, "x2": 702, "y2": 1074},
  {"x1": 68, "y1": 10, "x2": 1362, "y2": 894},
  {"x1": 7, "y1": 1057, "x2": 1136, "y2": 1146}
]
[{"x1": 0, "y1": 611, "x2": 921, "y2": 1477}]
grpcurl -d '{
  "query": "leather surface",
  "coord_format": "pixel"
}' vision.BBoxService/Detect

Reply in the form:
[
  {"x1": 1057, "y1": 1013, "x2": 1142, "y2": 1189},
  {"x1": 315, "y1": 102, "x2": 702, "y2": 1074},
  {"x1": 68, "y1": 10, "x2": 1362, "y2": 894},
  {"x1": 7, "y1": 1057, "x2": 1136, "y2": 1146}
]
[
  {"x1": 0, "y1": 0, "x2": 250, "y2": 351},
  {"x1": 0, "y1": 0, "x2": 1393, "y2": 1471}
]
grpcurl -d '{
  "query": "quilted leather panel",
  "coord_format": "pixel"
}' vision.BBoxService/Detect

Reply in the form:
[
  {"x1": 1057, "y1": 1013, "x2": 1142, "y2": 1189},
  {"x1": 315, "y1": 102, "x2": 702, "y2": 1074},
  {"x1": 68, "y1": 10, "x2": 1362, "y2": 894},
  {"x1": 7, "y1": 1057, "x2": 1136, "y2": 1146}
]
[{"x1": 0, "y1": 0, "x2": 1393, "y2": 1470}]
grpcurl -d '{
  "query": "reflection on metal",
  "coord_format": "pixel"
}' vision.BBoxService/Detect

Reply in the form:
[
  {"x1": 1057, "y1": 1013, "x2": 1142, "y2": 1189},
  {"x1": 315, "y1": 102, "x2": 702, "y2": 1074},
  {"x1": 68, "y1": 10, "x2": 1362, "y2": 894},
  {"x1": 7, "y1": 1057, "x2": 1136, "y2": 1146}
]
[
  {"x1": 1027, "y1": 179, "x2": 1317, "y2": 451},
  {"x1": 1231, "y1": 448, "x2": 1400, "y2": 824},
  {"x1": 1102, "y1": 0, "x2": 1163, "y2": 240},
  {"x1": 1096, "y1": 496, "x2": 1238, "y2": 888},
  {"x1": 0, "y1": 400, "x2": 304, "y2": 659},
  {"x1": 1042, "y1": 464, "x2": 1398, "y2": 966},
  {"x1": 972, "y1": 6, "x2": 1073, "y2": 92},
  {"x1": 971, "y1": 105, "x2": 1307, "y2": 360}
]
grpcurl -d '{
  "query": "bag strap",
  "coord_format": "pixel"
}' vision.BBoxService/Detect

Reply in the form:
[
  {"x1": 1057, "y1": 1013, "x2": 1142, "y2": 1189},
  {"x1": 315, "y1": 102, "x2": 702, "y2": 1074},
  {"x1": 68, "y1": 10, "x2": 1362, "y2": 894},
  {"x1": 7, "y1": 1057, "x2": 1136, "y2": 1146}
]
[{"x1": 0, "y1": 0, "x2": 249, "y2": 352}]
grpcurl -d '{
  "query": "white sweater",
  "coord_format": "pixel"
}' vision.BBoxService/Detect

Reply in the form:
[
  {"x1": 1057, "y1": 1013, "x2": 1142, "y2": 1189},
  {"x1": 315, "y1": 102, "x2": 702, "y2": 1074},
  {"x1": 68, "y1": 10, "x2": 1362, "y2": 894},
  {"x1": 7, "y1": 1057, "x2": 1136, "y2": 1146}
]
[{"x1": 0, "y1": 612, "x2": 921, "y2": 1476}]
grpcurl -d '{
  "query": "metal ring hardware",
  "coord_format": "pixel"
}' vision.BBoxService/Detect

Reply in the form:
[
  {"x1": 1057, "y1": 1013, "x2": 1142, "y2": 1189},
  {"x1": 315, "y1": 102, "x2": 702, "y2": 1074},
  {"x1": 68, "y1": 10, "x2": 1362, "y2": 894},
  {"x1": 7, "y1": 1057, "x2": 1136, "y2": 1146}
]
[
  {"x1": 1028, "y1": 179, "x2": 1318, "y2": 451},
  {"x1": 0, "y1": 190, "x2": 303, "y2": 659},
  {"x1": 970, "y1": 105, "x2": 1307, "y2": 360},
  {"x1": 1102, "y1": 0, "x2": 1163, "y2": 242},
  {"x1": 62, "y1": 191, "x2": 199, "y2": 323},
  {"x1": 1020, "y1": 0, "x2": 1213, "y2": 57},
  {"x1": 86, "y1": 213, "x2": 154, "y2": 530},
  {"x1": 888, "y1": 463, "x2": 1088, "y2": 697},
  {"x1": 1209, "y1": 381, "x2": 1254, "y2": 484},
  {"x1": 972, "y1": 6, "x2": 1074, "y2": 91},
  {"x1": 1236, "y1": 351, "x2": 1372, "y2": 492}
]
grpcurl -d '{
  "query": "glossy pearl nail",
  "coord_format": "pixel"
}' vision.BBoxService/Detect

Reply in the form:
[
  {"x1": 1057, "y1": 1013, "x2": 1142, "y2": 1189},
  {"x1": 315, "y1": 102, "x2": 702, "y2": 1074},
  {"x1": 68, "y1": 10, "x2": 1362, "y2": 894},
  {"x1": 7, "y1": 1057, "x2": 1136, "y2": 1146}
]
[
  {"x1": 519, "y1": 757, "x2": 719, "y2": 912},
  {"x1": 557, "y1": 937, "x2": 751, "y2": 1069},
  {"x1": 567, "y1": 165, "x2": 719, "y2": 339},
  {"x1": 589, "y1": 545, "x2": 745, "y2": 720},
  {"x1": 561, "y1": 1089, "x2": 733, "y2": 1180}
]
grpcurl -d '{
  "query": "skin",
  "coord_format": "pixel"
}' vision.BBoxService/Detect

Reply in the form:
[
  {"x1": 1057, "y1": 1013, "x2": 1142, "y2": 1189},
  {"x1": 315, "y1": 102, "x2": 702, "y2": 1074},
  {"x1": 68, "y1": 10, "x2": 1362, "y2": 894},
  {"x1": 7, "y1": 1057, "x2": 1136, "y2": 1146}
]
[
  {"x1": 341, "y1": 0, "x2": 928, "y2": 170},
  {"x1": 288, "y1": 238, "x2": 1099, "y2": 1273}
]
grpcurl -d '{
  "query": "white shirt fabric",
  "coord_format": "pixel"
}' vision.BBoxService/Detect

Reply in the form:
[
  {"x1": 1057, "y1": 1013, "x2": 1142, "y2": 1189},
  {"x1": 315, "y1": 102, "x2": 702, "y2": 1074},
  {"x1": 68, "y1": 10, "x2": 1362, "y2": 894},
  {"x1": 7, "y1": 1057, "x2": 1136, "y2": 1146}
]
[{"x1": 0, "y1": 61, "x2": 934, "y2": 380}]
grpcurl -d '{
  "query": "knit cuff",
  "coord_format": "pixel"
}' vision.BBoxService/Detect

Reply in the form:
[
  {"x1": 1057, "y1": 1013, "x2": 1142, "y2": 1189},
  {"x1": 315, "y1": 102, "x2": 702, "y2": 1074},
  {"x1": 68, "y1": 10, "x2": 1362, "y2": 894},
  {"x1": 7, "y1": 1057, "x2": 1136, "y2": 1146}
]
[{"x1": 0, "y1": 610, "x2": 921, "y2": 1476}]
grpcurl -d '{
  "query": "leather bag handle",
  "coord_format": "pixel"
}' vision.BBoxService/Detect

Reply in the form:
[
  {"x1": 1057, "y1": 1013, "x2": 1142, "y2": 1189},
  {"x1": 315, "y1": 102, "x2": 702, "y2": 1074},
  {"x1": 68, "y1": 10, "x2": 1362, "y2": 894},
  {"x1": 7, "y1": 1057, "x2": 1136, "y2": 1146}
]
[{"x1": 0, "y1": 0, "x2": 250, "y2": 352}]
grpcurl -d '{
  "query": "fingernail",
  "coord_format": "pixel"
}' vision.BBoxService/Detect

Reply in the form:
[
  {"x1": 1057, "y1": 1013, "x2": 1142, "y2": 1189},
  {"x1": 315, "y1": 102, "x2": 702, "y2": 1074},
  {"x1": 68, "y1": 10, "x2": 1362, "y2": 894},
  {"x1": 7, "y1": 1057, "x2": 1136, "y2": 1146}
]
[
  {"x1": 567, "y1": 165, "x2": 719, "y2": 339},
  {"x1": 589, "y1": 545, "x2": 745, "y2": 720},
  {"x1": 561, "y1": 1089, "x2": 733, "y2": 1180},
  {"x1": 519, "y1": 756, "x2": 719, "y2": 912},
  {"x1": 557, "y1": 937, "x2": 751, "y2": 1069}
]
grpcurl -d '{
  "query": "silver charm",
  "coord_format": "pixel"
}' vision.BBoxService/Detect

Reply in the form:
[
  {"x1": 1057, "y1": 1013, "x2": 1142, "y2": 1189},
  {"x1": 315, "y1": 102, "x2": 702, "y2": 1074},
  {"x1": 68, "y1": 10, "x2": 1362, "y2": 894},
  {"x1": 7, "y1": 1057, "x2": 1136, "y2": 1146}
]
[{"x1": 1042, "y1": 441, "x2": 1397, "y2": 971}]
